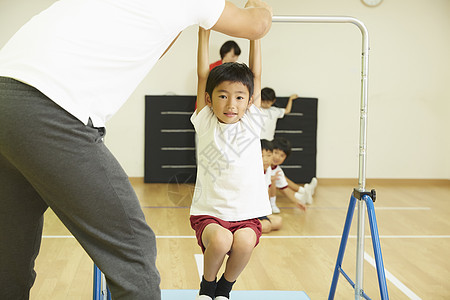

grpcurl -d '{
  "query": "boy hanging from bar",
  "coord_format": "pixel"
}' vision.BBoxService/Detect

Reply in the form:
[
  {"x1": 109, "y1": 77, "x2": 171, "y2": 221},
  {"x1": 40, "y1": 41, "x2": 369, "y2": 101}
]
[{"x1": 189, "y1": 27, "x2": 272, "y2": 300}]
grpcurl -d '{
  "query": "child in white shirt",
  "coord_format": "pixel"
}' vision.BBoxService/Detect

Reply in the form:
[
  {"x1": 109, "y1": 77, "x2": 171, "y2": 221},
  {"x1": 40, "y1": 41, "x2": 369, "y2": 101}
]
[
  {"x1": 190, "y1": 28, "x2": 271, "y2": 300},
  {"x1": 259, "y1": 139, "x2": 283, "y2": 233},
  {"x1": 270, "y1": 137, "x2": 318, "y2": 213},
  {"x1": 260, "y1": 87, "x2": 298, "y2": 141}
]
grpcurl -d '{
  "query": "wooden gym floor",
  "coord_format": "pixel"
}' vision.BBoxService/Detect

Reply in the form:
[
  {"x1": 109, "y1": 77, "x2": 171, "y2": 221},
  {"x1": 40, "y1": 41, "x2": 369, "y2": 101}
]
[{"x1": 30, "y1": 178, "x2": 450, "y2": 299}]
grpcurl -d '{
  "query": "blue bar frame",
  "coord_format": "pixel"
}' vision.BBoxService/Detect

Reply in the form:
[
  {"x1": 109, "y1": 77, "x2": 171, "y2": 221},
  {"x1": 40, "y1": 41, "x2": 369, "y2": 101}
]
[
  {"x1": 93, "y1": 264, "x2": 111, "y2": 300},
  {"x1": 328, "y1": 194, "x2": 389, "y2": 300}
]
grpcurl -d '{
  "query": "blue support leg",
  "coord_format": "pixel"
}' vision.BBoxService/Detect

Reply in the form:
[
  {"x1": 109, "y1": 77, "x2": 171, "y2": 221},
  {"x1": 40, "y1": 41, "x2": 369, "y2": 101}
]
[
  {"x1": 93, "y1": 264, "x2": 112, "y2": 300},
  {"x1": 364, "y1": 195, "x2": 389, "y2": 300},
  {"x1": 93, "y1": 264, "x2": 102, "y2": 300},
  {"x1": 328, "y1": 194, "x2": 357, "y2": 300}
]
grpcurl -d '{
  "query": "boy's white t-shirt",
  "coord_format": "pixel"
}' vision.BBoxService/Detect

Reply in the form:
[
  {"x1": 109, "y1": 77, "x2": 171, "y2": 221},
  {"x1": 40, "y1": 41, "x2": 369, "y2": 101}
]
[
  {"x1": 271, "y1": 165, "x2": 289, "y2": 189},
  {"x1": 190, "y1": 105, "x2": 272, "y2": 221},
  {"x1": 264, "y1": 166, "x2": 272, "y2": 188},
  {"x1": 260, "y1": 106, "x2": 286, "y2": 141},
  {"x1": 0, "y1": 0, "x2": 225, "y2": 127}
]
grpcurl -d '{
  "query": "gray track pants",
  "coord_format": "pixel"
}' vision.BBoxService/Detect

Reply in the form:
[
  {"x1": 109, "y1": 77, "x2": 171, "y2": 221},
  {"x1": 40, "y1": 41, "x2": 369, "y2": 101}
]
[{"x1": 0, "y1": 77, "x2": 161, "y2": 299}]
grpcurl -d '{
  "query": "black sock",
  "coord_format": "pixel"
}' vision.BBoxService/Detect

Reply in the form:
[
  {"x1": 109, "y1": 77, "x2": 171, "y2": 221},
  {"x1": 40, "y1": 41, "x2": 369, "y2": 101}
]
[
  {"x1": 199, "y1": 276, "x2": 217, "y2": 298},
  {"x1": 214, "y1": 274, "x2": 236, "y2": 298}
]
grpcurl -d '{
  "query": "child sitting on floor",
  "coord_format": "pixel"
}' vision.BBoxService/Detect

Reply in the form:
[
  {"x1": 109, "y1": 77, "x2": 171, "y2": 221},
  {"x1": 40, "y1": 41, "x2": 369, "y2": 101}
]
[
  {"x1": 270, "y1": 137, "x2": 317, "y2": 213},
  {"x1": 259, "y1": 139, "x2": 283, "y2": 233}
]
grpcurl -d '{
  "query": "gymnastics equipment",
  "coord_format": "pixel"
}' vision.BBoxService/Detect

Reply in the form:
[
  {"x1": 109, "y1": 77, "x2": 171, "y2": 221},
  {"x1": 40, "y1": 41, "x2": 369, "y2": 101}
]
[
  {"x1": 93, "y1": 264, "x2": 111, "y2": 300},
  {"x1": 271, "y1": 15, "x2": 388, "y2": 299},
  {"x1": 93, "y1": 15, "x2": 389, "y2": 300}
]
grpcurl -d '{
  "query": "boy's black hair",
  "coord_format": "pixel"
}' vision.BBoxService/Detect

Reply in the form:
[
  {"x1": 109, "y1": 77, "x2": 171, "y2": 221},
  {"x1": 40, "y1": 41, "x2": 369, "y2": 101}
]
[
  {"x1": 272, "y1": 137, "x2": 292, "y2": 158},
  {"x1": 205, "y1": 62, "x2": 254, "y2": 100},
  {"x1": 220, "y1": 40, "x2": 241, "y2": 59},
  {"x1": 261, "y1": 87, "x2": 276, "y2": 101},
  {"x1": 260, "y1": 139, "x2": 273, "y2": 151}
]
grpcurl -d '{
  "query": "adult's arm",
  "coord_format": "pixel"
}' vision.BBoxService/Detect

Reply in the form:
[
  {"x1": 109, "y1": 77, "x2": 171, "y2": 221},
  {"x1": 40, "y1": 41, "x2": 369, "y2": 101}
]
[{"x1": 211, "y1": 0, "x2": 272, "y2": 40}]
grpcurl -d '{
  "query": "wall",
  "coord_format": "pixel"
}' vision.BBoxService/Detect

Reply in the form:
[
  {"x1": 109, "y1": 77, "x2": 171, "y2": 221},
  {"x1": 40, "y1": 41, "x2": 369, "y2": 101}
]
[{"x1": 1, "y1": 0, "x2": 449, "y2": 179}]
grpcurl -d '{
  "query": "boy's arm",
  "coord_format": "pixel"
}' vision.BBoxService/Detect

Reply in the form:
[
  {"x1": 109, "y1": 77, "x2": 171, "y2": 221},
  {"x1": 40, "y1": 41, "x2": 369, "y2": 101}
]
[
  {"x1": 249, "y1": 39, "x2": 262, "y2": 108},
  {"x1": 268, "y1": 180, "x2": 277, "y2": 198},
  {"x1": 284, "y1": 94, "x2": 298, "y2": 115},
  {"x1": 196, "y1": 27, "x2": 210, "y2": 113},
  {"x1": 211, "y1": 0, "x2": 272, "y2": 40}
]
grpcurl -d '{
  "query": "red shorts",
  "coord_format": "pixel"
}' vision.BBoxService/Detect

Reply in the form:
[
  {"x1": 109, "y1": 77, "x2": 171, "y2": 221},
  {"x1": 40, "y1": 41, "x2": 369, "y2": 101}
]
[{"x1": 190, "y1": 215, "x2": 262, "y2": 253}]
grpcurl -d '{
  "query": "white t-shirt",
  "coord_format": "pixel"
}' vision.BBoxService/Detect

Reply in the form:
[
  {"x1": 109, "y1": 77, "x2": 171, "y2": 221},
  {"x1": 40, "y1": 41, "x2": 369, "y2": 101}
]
[
  {"x1": 190, "y1": 105, "x2": 272, "y2": 221},
  {"x1": 271, "y1": 165, "x2": 288, "y2": 189},
  {"x1": 260, "y1": 106, "x2": 286, "y2": 141},
  {"x1": 0, "y1": 0, "x2": 225, "y2": 127},
  {"x1": 264, "y1": 166, "x2": 272, "y2": 188}
]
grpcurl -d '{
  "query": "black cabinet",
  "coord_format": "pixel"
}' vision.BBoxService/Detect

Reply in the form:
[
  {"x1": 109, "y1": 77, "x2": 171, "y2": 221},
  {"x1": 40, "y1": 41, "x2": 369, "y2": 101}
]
[
  {"x1": 144, "y1": 95, "x2": 197, "y2": 183},
  {"x1": 273, "y1": 97, "x2": 318, "y2": 183}
]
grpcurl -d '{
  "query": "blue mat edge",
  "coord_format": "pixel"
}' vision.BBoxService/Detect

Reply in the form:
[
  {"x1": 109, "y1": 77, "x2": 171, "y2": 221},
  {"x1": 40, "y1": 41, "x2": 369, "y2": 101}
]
[{"x1": 161, "y1": 289, "x2": 310, "y2": 300}]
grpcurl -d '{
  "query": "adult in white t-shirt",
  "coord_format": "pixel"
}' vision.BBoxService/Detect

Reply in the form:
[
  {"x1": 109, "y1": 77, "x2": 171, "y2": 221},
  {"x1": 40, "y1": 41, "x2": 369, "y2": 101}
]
[{"x1": 0, "y1": 0, "x2": 273, "y2": 298}]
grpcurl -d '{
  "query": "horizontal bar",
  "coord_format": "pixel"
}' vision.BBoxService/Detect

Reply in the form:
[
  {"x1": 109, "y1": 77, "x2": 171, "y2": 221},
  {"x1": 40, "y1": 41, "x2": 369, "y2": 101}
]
[
  {"x1": 160, "y1": 129, "x2": 195, "y2": 133},
  {"x1": 161, "y1": 111, "x2": 192, "y2": 115},
  {"x1": 161, "y1": 165, "x2": 196, "y2": 169},
  {"x1": 272, "y1": 15, "x2": 369, "y2": 41},
  {"x1": 275, "y1": 130, "x2": 303, "y2": 134},
  {"x1": 161, "y1": 147, "x2": 195, "y2": 151}
]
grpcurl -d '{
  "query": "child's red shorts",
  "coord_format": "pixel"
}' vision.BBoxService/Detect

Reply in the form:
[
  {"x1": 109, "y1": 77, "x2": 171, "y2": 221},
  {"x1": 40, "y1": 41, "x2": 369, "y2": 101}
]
[{"x1": 190, "y1": 215, "x2": 262, "y2": 253}]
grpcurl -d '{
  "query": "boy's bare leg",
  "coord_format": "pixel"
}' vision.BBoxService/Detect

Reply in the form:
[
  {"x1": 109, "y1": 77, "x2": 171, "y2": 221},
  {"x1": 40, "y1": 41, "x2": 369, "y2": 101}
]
[
  {"x1": 269, "y1": 183, "x2": 280, "y2": 213},
  {"x1": 201, "y1": 224, "x2": 233, "y2": 281},
  {"x1": 281, "y1": 188, "x2": 307, "y2": 210},
  {"x1": 223, "y1": 228, "x2": 257, "y2": 281},
  {"x1": 260, "y1": 219, "x2": 272, "y2": 233},
  {"x1": 286, "y1": 175, "x2": 318, "y2": 197},
  {"x1": 267, "y1": 215, "x2": 282, "y2": 231},
  {"x1": 285, "y1": 175, "x2": 301, "y2": 191}
]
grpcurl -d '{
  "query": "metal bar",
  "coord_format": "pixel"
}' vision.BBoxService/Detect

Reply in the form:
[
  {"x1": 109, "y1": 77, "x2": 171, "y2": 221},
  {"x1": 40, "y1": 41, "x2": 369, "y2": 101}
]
[
  {"x1": 340, "y1": 268, "x2": 356, "y2": 289},
  {"x1": 272, "y1": 15, "x2": 369, "y2": 191},
  {"x1": 272, "y1": 16, "x2": 370, "y2": 300},
  {"x1": 355, "y1": 198, "x2": 366, "y2": 299}
]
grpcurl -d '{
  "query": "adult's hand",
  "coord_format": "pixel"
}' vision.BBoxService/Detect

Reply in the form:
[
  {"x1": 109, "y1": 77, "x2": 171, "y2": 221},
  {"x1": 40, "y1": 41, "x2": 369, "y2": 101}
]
[{"x1": 211, "y1": 1, "x2": 272, "y2": 40}]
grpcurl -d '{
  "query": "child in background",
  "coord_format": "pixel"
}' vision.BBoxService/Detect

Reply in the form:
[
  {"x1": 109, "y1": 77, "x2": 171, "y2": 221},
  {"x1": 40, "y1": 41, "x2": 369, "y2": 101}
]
[
  {"x1": 270, "y1": 137, "x2": 317, "y2": 213},
  {"x1": 260, "y1": 87, "x2": 299, "y2": 141},
  {"x1": 190, "y1": 27, "x2": 272, "y2": 300},
  {"x1": 259, "y1": 139, "x2": 283, "y2": 233},
  {"x1": 209, "y1": 40, "x2": 241, "y2": 70},
  {"x1": 267, "y1": 139, "x2": 308, "y2": 213}
]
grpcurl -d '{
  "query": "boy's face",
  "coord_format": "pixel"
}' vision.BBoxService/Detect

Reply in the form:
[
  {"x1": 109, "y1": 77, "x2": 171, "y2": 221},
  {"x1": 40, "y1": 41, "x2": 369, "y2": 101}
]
[
  {"x1": 206, "y1": 80, "x2": 252, "y2": 124},
  {"x1": 262, "y1": 149, "x2": 273, "y2": 170},
  {"x1": 222, "y1": 49, "x2": 239, "y2": 63},
  {"x1": 272, "y1": 149, "x2": 287, "y2": 166}
]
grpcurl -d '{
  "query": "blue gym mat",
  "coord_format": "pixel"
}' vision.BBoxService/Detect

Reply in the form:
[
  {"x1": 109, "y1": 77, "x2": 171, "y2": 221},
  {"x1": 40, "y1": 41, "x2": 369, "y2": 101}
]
[{"x1": 162, "y1": 289, "x2": 310, "y2": 299}]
